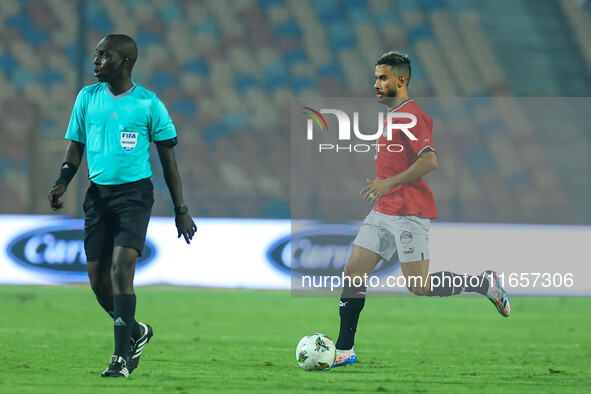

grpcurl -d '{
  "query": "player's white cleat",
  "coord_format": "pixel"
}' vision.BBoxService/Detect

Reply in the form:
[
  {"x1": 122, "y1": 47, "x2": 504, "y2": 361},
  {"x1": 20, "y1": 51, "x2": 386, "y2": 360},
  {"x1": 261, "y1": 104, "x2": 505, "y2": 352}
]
[
  {"x1": 332, "y1": 347, "x2": 357, "y2": 368},
  {"x1": 483, "y1": 270, "x2": 511, "y2": 317}
]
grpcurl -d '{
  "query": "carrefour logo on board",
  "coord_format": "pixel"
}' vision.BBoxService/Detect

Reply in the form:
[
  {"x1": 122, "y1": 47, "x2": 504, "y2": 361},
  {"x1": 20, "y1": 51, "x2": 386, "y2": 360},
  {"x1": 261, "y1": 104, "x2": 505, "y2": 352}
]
[
  {"x1": 267, "y1": 223, "x2": 399, "y2": 277},
  {"x1": 7, "y1": 220, "x2": 155, "y2": 281}
]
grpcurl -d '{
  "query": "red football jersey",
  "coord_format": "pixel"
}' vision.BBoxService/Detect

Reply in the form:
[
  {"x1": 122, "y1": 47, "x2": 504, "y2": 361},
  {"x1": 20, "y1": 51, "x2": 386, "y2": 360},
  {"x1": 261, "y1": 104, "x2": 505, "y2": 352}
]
[{"x1": 372, "y1": 99, "x2": 438, "y2": 218}]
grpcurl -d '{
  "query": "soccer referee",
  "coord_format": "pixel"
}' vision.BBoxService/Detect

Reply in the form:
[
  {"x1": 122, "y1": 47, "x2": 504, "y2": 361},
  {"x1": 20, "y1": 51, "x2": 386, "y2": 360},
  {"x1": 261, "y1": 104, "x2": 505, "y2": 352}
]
[{"x1": 47, "y1": 34, "x2": 197, "y2": 377}]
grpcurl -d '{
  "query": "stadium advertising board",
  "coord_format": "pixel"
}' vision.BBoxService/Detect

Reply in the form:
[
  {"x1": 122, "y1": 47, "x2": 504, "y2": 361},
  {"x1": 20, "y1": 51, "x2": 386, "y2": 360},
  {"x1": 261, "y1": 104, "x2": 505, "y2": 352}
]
[
  {"x1": 6, "y1": 219, "x2": 154, "y2": 281},
  {"x1": 267, "y1": 223, "x2": 399, "y2": 277},
  {"x1": 0, "y1": 215, "x2": 589, "y2": 296}
]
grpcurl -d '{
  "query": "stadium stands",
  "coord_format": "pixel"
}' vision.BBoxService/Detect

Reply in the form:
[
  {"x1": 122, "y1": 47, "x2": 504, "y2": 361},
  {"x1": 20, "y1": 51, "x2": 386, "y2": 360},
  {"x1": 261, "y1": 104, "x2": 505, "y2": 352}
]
[{"x1": 0, "y1": 0, "x2": 588, "y2": 224}]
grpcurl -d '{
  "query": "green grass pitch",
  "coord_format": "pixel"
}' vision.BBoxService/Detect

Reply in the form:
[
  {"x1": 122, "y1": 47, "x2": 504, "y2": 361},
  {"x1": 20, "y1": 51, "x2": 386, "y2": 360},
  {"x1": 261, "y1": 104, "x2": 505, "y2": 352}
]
[{"x1": 0, "y1": 285, "x2": 589, "y2": 393}]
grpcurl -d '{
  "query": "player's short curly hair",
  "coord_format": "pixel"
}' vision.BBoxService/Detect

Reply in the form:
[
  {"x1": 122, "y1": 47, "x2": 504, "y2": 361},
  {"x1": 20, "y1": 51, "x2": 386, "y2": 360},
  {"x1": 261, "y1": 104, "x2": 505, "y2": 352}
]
[{"x1": 376, "y1": 51, "x2": 411, "y2": 86}]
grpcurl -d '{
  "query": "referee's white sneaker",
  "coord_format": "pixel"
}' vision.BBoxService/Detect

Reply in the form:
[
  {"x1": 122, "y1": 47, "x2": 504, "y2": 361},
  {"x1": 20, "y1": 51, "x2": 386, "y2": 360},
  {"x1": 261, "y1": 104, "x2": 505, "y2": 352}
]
[
  {"x1": 483, "y1": 270, "x2": 511, "y2": 317},
  {"x1": 332, "y1": 347, "x2": 357, "y2": 368}
]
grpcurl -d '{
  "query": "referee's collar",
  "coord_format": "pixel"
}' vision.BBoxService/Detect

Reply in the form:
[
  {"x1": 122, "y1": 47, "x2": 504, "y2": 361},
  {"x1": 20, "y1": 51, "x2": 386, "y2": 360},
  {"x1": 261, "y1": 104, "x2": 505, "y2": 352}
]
[
  {"x1": 106, "y1": 83, "x2": 137, "y2": 100},
  {"x1": 388, "y1": 98, "x2": 414, "y2": 112}
]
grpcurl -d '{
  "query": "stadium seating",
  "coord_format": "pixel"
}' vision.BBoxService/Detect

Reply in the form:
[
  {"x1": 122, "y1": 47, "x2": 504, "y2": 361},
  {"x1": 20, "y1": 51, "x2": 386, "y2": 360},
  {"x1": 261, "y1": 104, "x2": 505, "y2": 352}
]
[{"x1": 0, "y1": 0, "x2": 588, "y2": 224}]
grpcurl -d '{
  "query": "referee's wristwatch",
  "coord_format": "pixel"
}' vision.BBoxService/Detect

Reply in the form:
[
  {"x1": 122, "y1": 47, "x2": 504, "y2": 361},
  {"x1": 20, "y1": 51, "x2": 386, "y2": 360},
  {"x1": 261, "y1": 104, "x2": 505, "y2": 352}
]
[{"x1": 174, "y1": 204, "x2": 188, "y2": 215}]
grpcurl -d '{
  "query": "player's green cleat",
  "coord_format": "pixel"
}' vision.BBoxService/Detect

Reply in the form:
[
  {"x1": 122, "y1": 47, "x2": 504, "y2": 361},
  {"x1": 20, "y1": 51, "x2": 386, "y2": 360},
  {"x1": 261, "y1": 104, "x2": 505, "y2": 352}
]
[
  {"x1": 101, "y1": 355, "x2": 129, "y2": 378},
  {"x1": 332, "y1": 347, "x2": 357, "y2": 368},
  {"x1": 127, "y1": 322, "x2": 153, "y2": 374},
  {"x1": 483, "y1": 270, "x2": 511, "y2": 317}
]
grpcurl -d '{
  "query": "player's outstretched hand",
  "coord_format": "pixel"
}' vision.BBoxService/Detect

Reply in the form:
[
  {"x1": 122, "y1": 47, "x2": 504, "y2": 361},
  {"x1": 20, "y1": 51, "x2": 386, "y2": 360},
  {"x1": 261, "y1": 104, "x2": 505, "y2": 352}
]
[
  {"x1": 175, "y1": 213, "x2": 197, "y2": 244},
  {"x1": 48, "y1": 183, "x2": 67, "y2": 211}
]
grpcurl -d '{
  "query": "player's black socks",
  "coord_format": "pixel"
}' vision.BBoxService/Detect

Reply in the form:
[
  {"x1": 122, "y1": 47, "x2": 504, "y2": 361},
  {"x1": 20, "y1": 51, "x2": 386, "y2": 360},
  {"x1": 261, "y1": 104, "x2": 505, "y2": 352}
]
[
  {"x1": 468, "y1": 274, "x2": 489, "y2": 295},
  {"x1": 113, "y1": 294, "x2": 136, "y2": 359},
  {"x1": 428, "y1": 272, "x2": 489, "y2": 296},
  {"x1": 335, "y1": 285, "x2": 367, "y2": 350},
  {"x1": 96, "y1": 293, "x2": 142, "y2": 340}
]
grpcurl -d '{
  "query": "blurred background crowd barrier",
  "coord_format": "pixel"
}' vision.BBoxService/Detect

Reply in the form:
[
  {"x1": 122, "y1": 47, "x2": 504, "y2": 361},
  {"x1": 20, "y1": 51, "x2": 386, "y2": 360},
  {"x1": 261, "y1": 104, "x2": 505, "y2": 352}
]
[{"x1": 0, "y1": 0, "x2": 589, "y2": 224}]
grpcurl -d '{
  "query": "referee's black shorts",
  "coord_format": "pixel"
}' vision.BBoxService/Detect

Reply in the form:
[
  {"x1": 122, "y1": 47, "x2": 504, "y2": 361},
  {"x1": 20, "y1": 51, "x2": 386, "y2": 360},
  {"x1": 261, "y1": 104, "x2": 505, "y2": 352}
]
[{"x1": 83, "y1": 178, "x2": 154, "y2": 261}]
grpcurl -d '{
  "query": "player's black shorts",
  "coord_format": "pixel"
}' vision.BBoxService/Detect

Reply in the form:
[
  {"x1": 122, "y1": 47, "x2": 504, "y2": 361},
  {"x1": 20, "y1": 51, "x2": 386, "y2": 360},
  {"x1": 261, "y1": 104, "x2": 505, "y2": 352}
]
[{"x1": 83, "y1": 178, "x2": 154, "y2": 261}]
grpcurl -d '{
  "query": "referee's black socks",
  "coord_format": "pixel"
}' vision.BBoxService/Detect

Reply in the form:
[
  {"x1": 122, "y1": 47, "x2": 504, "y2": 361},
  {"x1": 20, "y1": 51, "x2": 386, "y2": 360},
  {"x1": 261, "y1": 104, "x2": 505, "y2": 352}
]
[
  {"x1": 336, "y1": 285, "x2": 367, "y2": 350},
  {"x1": 96, "y1": 293, "x2": 142, "y2": 340},
  {"x1": 428, "y1": 272, "x2": 489, "y2": 297},
  {"x1": 113, "y1": 294, "x2": 136, "y2": 359}
]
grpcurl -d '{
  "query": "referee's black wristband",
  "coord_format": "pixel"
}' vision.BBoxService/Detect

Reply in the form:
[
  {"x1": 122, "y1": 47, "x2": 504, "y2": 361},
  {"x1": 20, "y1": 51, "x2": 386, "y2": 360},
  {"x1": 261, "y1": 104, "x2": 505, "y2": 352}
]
[{"x1": 53, "y1": 162, "x2": 78, "y2": 188}]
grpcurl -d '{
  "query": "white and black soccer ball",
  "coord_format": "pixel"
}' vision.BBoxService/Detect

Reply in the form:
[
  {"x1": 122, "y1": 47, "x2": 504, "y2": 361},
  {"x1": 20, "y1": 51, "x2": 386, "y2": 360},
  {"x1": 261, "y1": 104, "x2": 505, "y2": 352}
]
[{"x1": 295, "y1": 333, "x2": 336, "y2": 371}]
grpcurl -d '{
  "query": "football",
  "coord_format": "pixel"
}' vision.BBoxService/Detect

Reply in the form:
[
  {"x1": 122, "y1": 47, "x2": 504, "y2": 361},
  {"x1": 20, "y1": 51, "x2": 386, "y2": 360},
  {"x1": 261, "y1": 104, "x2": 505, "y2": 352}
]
[{"x1": 295, "y1": 333, "x2": 336, "y2": 371}]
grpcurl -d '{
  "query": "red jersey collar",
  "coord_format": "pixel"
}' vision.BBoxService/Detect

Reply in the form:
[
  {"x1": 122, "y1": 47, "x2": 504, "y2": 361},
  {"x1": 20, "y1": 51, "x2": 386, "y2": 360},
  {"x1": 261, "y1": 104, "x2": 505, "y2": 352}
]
[{"x1": 388, "y1": 98, "x2": 414, "y2": 112}]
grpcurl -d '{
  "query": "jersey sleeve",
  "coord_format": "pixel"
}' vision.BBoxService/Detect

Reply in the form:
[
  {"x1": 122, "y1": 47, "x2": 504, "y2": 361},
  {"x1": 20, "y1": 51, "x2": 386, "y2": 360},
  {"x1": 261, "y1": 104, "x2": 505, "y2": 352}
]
[
  {"x1": 407, "y1": 113, "x2": 435, "y2": 157},
  {"x1": 149, "y1": 96, "x2": 177, "y2": 142},
  {"x1": 64, "y1": 89, "x2": 88, "y2": 143}
]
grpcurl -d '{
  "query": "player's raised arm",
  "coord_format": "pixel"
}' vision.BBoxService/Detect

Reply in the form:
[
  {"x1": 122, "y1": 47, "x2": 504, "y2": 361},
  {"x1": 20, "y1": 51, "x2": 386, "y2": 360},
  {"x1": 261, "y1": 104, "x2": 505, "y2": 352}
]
[
  {"x1": 156, "y1": 141, "x2": 197, "y2": 244},
  {"x1": 48, "y1": 140, "x2": 85, "y2": 211}
]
